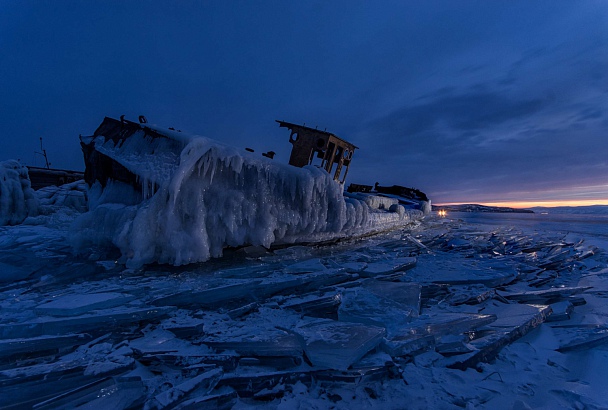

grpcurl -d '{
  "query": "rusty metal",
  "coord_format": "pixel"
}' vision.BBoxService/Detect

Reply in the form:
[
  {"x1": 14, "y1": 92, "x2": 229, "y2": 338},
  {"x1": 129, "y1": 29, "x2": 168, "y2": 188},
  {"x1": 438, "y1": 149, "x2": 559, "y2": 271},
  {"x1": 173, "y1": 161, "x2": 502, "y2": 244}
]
[{"x1": 276, "y1": 120, "x2": 357, "y2": 183}]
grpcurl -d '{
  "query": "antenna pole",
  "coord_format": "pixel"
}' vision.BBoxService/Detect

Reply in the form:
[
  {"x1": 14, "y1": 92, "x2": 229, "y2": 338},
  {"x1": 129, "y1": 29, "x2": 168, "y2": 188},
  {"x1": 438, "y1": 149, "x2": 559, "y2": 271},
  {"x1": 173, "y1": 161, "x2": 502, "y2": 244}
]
[{"x1": 38, "y1": 137, "x2": 50, "y2": 169}]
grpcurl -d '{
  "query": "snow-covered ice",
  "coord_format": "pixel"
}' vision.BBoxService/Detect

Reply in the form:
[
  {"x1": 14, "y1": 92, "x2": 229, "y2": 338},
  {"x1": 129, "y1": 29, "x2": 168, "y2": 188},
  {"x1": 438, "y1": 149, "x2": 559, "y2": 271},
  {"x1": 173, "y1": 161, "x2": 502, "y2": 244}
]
[
  {"x1": 0, "y1": 160, "x2": 38, "y2": 226},
  {"x1": 1, "y1": 174, "x2": 608, "y2": 408}
]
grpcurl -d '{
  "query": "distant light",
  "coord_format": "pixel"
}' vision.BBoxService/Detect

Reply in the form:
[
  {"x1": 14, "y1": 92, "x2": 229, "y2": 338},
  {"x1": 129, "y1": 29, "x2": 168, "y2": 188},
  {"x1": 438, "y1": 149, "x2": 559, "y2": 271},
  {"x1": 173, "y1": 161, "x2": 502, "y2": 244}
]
[{"x1": 438, "y1": 209, "x2": 447, "y2": 217}]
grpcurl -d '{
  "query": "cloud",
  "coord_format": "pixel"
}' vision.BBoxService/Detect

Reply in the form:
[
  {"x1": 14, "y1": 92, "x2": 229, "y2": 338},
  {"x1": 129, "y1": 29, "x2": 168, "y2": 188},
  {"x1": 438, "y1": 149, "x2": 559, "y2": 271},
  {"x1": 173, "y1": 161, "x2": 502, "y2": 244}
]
[
  {"x1": 350, "y1": 69, "x2": 608, "y2": 202},
  {"x1": 367, "y1": 89, "x2": 547, "y2": 145}
]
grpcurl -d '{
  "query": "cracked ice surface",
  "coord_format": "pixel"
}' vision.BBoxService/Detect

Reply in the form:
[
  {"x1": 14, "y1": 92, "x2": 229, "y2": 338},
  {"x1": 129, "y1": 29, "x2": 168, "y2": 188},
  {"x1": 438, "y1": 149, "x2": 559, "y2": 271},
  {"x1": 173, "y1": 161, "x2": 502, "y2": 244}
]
[{"x1": 0, "y1": 206, "x2": 608, "y2": 408}]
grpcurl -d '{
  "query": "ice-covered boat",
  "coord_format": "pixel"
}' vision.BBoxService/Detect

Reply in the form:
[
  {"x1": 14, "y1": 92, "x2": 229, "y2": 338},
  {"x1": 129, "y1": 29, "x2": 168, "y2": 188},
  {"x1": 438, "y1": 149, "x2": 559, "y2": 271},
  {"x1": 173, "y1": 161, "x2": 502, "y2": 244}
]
[{"x1": 74, "y1": 116, "x2": 430, "y2": 267}]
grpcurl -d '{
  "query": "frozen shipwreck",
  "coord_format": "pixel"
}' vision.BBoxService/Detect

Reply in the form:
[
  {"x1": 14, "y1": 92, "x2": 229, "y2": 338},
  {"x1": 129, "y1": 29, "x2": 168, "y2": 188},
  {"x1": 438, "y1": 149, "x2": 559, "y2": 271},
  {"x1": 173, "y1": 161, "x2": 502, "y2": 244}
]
[{"x1": 75, "y1": 116, "x2": 429, "y2": 267}]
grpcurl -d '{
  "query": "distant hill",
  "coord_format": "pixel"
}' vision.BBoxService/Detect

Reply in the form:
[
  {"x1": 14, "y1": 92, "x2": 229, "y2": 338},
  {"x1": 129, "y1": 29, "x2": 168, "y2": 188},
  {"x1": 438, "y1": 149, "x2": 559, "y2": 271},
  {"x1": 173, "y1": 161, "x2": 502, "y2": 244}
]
[
  {"x1": 433, "y1": 204, "x2": 534, "y2": 213},
  {"x1": 531, "y1": 205, "x2": 608, "y2": 215}
]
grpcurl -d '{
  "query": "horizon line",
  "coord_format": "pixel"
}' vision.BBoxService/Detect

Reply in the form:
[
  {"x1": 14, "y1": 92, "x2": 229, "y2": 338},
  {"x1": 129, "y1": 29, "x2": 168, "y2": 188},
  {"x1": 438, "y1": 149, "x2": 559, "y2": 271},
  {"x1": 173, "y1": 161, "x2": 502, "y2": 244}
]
[{"x1": 435, "y1": 199, "x2": 608, "y2": 208}]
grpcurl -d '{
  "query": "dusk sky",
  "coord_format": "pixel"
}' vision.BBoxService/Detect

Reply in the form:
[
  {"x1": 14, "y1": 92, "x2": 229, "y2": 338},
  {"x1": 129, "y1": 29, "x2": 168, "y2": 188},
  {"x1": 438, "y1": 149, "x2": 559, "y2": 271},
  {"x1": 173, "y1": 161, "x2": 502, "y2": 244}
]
[{"x1": 1, "y1": 1, "x2": 607, "y2": 206}]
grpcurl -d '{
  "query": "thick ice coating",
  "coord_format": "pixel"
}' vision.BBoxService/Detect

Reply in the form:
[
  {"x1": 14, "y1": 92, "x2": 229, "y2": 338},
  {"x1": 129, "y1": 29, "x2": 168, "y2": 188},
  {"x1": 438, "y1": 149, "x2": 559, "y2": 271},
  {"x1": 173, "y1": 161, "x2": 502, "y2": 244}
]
[
  {"x1": 0, "y1": 160, "x2": 38, "y2": 226},
  {"x1": 73, "y1": 123, "x2": 424, "y2": 267}
]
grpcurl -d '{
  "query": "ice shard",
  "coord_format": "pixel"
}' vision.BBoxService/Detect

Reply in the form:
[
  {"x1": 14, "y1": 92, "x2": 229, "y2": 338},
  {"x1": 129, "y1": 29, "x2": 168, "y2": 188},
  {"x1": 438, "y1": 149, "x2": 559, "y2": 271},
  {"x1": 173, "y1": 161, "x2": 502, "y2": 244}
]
[
  {"x1": 129, "y1": 329, "x2": 210, "y2": 356},
  {"x1": 362, "y1": 279, "x2": 421, "y2": 314},
  {"x1": 281, "y1": 292, "x2": 342, "y2": 318},
  {"x1": 406, "y1": 260, "x2": 517, "y2": 287},
  {"x1": 294, "y1": 320, "x2": 385, "y2": 371},
  {"x1": 173, "y1": 386, "x2": 237, "y2": 409},
  {"x1": 407, "y1": 312, "x2": 498, "y2": 337},
  {"x1": 203, "y1": 330, "x2": 304, "y2": 358},
  {"x1": 546, "y1": 301, "x2": 574, "y2": 322},
  {"x1": 501, "y1": 286, "x2": 591, "y2": 304},
  {"x1": 445, "y1": 304, "x2": 552, "y2": 370},
  {"x1": 381, "y1": 333, "x2": 435, "y2": 357},
  {"x1": 161, "y1": 316, "x2": 206, "y2": 338},
  {"x1": 0, "y1": 334, "x2": 92, "y2": 360},
  {"x1": 35, "y1": 377, "x2": 145, "y2": 410},
  {"x1": 0, "y1": 358, "x2": 135, "y2": 409},
  {"x1": 35, "y1": 292, "x2": 136, "y2": 316},
  {"x1": 151, "y1": 281, "x2": 262, "y2": 308},
  {"x1": 338, "y1": 288, "x2": 416, "y2": 333},
  {"x1": 147, "y1": 368, "x2": 223, "y2": 410},
  {"x1": 359, "y1": 257, "x2": 417, "y2": 278},
  {"x1": 219, "y1": 368, "x2": 312, "y2": 398},
  {"x1": 0, "y1": 306, "x2": 174, "y2": 339},
  {"x1": 556, "y1": 328, "x2": 608, "y2": 352}
]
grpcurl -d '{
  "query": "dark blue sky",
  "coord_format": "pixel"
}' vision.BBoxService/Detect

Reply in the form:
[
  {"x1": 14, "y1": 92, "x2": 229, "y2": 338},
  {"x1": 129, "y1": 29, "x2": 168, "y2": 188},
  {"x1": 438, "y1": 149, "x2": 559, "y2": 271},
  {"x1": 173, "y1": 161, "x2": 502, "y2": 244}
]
[{"x1": 2, "y1": 1, "x2": 607, "y2": 205}]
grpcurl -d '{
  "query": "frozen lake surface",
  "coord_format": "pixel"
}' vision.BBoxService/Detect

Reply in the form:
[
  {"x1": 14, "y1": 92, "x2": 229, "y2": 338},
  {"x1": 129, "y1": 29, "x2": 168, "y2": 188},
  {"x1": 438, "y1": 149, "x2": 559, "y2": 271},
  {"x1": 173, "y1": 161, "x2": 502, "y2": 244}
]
[
  {"x1": 456, "y1": 211, "x2": 608, "y2": 244},
  {"x1": 1, "y1": 208, "x2": 607, "y2": 409}
]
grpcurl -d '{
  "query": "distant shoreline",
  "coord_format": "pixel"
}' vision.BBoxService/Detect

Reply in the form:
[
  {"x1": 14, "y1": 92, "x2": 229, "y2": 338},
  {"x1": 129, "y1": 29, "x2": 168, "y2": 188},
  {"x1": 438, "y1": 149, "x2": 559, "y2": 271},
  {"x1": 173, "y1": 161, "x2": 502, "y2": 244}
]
[
  {"x1": 433, "y1": 204, "x2": 608, "y2": 215},
  {"x1": 433, "y1": 204, "x2": 534, "y2": 214}
]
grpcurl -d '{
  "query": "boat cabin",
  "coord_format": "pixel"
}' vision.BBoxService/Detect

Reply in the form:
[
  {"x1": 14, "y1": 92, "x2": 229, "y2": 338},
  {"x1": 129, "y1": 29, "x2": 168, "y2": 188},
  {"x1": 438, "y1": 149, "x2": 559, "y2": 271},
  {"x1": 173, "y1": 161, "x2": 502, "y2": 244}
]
[{"x1": 276, "y1": 120, "x2": 357, "y2": 184}]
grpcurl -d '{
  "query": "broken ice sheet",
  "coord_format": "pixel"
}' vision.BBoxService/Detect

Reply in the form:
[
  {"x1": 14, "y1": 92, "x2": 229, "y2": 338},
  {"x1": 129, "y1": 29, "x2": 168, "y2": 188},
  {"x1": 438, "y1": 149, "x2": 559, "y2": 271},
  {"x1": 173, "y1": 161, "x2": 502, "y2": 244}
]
[
  {"x1": 160, "y1": 314, "x2": 206, "y2": 338},
  {"x1": 213, "y1": 264, "x2": 273, "y2": 279},
  {"x1": 546, "y1": 301, "x2": 574, "y2": 322},
  {"x1": 254, "y1": 270, "x2": 353, "y2": 299},
  {"x1": 446, "y1": 285, "x2": 494, "y2": 306},
  {"x1": 555, "y1": 327, "x2": 608, "y2": 352},
  {"x1": 31, "y1": 262, "x2": 100, "y2": 288},
  {"x1": 0, "y1": 333, "x2": 92, "y2": 359},
  {"x1": 203, "y1": 331, "x2": 303, "y2": 358},
  {"x1": 151, "y1": 280, "x2": 262, "y2": 308},
  {"x1": 338, "y1": 288, "x2": 415, "y2": 335},
  {"x1": 220, "y1": 368, "x2": 313, "y2": 398},
  {"x1": 0, "y1": 306, "x2": 174, "y2": 339},
  {"x1": 0, "y1": 352, "x2": 133, "y2": 388},
  {"x1": 129, "y1": 328, "x2": 213, "y2": 356},
  {"x1": 362, "y1": 279, "x2": 421, "y2": 314},
  {"x1": 280, "y1": 292, "x2": 342, "y2": 319},
  {"x1": 282, "y1": 258, "x2": 328, "y2": 274},
  {"x1": 311, "y1": 351, "x2": 396, "y2": 385},
  {"x1": 35, "y1": 292, "x2": 136, "y2": 316},
  {"x1": 201, "y1": 309, "x2": 304, "y2": 358},
  {"x1": 58, "y1": 337, "x2": 136, "y2": 378},
  {"x1": 173, "y1": 385, "x2": 237, "y2": 409},
  {"x1": 294, "y1": 319, "x2": 385, "y2": 371},
  {"x1": 338, "y1": 261, "x2": 368, "y2": 273},
  {"x1": 381, "y1": 333, "x2": 435, "y2": 357},
  {"x1": 0, "y1": 260, "x2": 38, "y2": 283},
  {"x1": 478, "y1": 303, "x2": 551, "y2": 329},
  {"x1": 406, "y1": 312, "x2": 497, "y2": 338},
  {"x1": 501, "y1": 286, "x2": 591, "y2": 304},
  {"x1": 35, "y1": 376, "x2": 145, "y2": 410},
  {"x1": 148, "y1": 368, "x2": 223, "y2": 410},
  {"x1": 445, "y1": 304, "x2": 552, "y2": 370},
  {"x1": 225, "y1": 301, "x2": 259, "y2": 319},
  {"x1": 142, "y1": 352, "x2": 239, "y2": 372},
  {"x1": 406, "y1": 257, "x2": 518, "y2": 287},
  {"x1": 359, "y1": 256, "x2": 416, "y2": 277},
  {"x1": 434, "y1": 340, "x2": 474, "y2": 356},
  {"x1": 1, "y1": 377, "x2": 115, "y2": 409}
]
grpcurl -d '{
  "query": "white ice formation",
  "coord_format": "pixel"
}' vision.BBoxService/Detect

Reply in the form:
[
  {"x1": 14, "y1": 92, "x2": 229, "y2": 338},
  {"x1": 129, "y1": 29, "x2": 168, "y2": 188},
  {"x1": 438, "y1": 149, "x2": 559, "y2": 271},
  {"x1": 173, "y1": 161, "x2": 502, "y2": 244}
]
[
  {"x1": 37, "y1": 180, "x2": 88, "y2": 213},
  {"x1": 72, "y1": 123, "x2": 427, "y2": 267},
  {"x1": 0, "y1": 160, "x2": 38, "y2": 226}
]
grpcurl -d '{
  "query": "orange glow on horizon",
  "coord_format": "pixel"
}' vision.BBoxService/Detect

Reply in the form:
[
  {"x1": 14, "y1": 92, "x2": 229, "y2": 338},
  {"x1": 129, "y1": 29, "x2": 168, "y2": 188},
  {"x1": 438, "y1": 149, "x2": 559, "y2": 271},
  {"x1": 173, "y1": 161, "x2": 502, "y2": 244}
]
[{"x1": 437, "y1": 199, "x2": 608, "y2": 209}]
